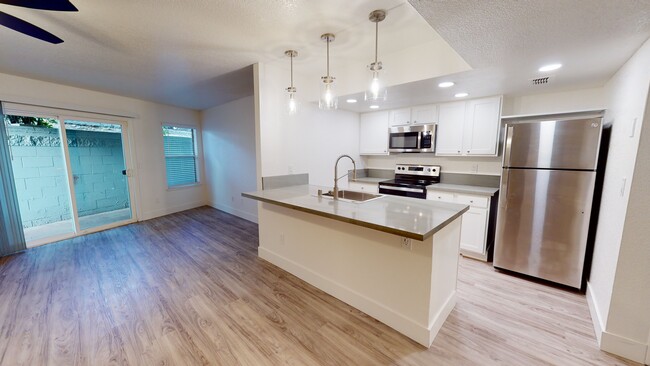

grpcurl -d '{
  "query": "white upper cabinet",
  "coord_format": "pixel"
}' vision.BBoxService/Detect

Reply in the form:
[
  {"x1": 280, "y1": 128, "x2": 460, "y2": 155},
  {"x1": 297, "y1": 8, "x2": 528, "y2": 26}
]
[
  {"x1": 463, "y1": 96, "x2": 502, "y2": 155},
  {"x1": 436, "y1": 96, "x2": 502, "y2": 157},
  {"x1": 388, "y1": 108, "x2": 412, "y2": 127},
  {"x1": 359, "y1": 111, "x2": 389, "y2": 155},
  {"x1": 411, "y1": 104, "x2": 438, "y2": 125},
  {"x1": 436, "y1": 101, "x2": 466, "y2": 156}
]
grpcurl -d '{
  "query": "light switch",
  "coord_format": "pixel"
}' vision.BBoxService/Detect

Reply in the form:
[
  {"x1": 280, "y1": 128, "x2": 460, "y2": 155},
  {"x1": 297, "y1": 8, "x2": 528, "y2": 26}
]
[
  {"x1": 630, "y1": 118, "x2": 638, "y2": 138},
  {"x1": 620, "y1": 177, "x2": 627, "y2": 197}
]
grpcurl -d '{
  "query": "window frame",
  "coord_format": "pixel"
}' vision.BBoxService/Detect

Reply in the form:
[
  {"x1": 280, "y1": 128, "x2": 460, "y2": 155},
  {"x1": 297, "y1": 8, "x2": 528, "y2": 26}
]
[{"x1": 162, "y1": 123, "x2": 201, "y2": 190}]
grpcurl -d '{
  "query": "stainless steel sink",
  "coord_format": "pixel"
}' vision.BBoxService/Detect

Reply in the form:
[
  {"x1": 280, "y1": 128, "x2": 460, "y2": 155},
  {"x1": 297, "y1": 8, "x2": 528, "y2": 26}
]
[{"x1": 321, "y1": 190, "x2": 383, "y2": 203}]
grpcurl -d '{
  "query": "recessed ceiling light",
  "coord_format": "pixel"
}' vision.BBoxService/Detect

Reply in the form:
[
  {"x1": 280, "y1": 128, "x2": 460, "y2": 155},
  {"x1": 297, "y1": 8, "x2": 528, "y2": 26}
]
[
  {"x1": 369, "y1": 105, "x2": 379, "y2": 109},
  {"x1": 454, "y1": 92, "x2": 469, "y2": 98},
  {"x1": 438, "y1": 82, "x2": 455, "y2": 88},
  {"x1": 538, "y1": 63, "x2": 562, "y2": 72},
  {"x1": 346, "y1": 99, "x2": 358, "y2": 103}
]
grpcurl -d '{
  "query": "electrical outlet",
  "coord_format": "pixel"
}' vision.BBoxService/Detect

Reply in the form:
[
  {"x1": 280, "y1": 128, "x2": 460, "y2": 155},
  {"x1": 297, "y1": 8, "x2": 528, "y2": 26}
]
[
  {"x1": 472, "y1": 164, "x2": 479, "y2": 173},
  {"x1": 280, "y1": 233, "x2": 285, "y2": 245},
  {"x1": 400, "y1": 237, "x2": 412, "y2": 250},
  {"x1": 288, "y1": 165, "x2": 294, "y2": 174}
]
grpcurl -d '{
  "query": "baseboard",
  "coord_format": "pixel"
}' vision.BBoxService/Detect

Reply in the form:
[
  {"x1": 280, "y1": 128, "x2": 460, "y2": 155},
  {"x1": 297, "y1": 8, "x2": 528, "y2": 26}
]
[
  {"x1": 141, "y1": 200, "x2": 207, "y2": 221},
  {"x1": 600, "y1": 331, "x2": 648, "y2": 364},
  {"x1": 587, "y1": 284, "x2": 649, "y2": 364},
  {"x1": 586, "y1": 283, "x2": 605, "y2": 344},
  {"x1": 427, "y1": 291, "x2": 457, "y2": 345},
  {"x1": 460, "y1": 249, "x2": 488, "y2": 262},
  {"x1": 259, "y1": 247, "x2": 445, "y2": 347},
  {"x1": 209, "y1": 201, "x2": 258, "y2": 223}
]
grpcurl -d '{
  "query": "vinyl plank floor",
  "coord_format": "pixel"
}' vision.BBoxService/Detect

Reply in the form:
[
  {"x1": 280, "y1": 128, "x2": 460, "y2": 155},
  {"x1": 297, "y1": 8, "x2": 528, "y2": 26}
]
[{"x1": 0, "y1": 206, "x2": 640, "y2": 366}]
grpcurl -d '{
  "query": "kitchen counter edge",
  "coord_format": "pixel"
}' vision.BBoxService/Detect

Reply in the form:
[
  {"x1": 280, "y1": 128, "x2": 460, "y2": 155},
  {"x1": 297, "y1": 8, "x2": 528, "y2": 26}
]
[{"x1": 242, "y1": 186, "x2": 469, "y2": 241}]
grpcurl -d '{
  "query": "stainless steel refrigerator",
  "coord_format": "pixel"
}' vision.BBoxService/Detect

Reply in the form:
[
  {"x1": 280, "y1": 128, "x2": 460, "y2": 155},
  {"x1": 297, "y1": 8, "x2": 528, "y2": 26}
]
[{"x1": 494, "y1": 116, "x2": 604, "y2": 289}]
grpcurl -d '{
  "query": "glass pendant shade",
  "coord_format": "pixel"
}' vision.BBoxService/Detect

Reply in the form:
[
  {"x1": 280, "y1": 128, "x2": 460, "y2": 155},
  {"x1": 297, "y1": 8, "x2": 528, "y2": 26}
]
[
  {"x1": 287, "y1": 91, "x2": 297, "y2": 115},
  {"x1": 365, "y1": 68, "x2": 387, "y2": 101},
  {"x1": 319, "y1": 77, "x2": 338, "y2": 110}
]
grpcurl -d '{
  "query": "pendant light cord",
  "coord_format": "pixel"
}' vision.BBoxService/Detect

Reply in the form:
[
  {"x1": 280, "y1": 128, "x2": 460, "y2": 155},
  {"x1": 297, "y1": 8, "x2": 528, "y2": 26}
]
[
  {"x1": 326, "y1": 36, "x2": 330, "y2": 78},
  {"x1": 374, "y1": 21, "x2": 379, "y2": 65},
  {"x1": 290, "y1": 53, "x2": 294, "y2": 88}
]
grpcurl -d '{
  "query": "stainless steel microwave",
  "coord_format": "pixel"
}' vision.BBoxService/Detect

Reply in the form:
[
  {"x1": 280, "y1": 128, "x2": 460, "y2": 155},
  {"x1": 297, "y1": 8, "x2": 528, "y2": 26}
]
[{"x1": 388, "y1": 124, "x2": 436, "y2": 153}]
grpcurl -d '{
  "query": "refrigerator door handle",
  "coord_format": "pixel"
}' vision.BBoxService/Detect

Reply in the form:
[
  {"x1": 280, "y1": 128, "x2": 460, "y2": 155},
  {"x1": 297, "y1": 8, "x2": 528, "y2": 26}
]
[{"x1": 501, "y1": 169, "x2": 510, "y2": 208}]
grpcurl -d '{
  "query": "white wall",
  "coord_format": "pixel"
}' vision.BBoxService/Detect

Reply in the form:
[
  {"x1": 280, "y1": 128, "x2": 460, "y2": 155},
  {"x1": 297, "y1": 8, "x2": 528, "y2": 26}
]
[
  {"x1": 256, "y1": 62, "x2": 361, "y2": 188},
  {"x1": 586, "y1": 38, "x2": 650, "y2": 363},
  {"x1": 0, "y1": 72, "x2": 206, "y2": 221},
  {"x1": 202, "y1": 96, "x2": 258, "y2": 223}
]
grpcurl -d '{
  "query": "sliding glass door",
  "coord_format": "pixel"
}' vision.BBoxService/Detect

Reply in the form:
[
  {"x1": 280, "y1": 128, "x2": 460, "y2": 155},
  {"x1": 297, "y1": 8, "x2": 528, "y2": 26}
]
[
  {"x1": 64, "y1": 119, "x2": 133, "y2": 231},
  {"x1": 3, "y1": 114, "x2": 76, "y2": 243},
  {"x1": 1, "y1": 109, "x2": 137, "y2": 246}
]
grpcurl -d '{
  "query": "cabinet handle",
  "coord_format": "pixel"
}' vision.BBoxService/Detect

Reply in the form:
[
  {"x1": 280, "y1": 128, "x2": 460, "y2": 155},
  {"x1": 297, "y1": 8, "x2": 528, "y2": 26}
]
[
  {"x1": 414, "y1": 120, "x2": 417, "y2": 123},
  {"x1": 467, "y1": 150, "x2": 470, "y2": 153},
  {"x1": 457, "y1": 150, "x2": 461, "y2": 153}
]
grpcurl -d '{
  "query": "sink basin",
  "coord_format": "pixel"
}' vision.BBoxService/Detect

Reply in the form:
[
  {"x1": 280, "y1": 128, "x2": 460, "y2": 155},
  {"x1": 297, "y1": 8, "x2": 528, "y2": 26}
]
[{"x1": 321, "y1": 190, "x2": 383, "y2": 203}]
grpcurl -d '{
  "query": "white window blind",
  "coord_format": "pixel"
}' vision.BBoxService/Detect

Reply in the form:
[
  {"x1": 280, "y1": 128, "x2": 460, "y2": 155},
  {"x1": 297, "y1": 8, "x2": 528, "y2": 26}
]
[{"x1": 162, "y1": 125, "x2": 198, "y2": 187}]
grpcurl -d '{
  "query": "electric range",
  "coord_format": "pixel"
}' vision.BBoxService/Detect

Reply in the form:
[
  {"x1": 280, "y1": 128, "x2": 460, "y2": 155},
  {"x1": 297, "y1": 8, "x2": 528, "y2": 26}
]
[{"x1": 378, "y1": 164, "x2": 440, "y2": 199}]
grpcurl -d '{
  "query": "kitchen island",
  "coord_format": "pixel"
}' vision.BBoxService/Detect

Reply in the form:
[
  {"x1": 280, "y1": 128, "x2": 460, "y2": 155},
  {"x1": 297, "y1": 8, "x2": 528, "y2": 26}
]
[{"x1": 243, "y1": 185, "x2": 468, "y2": 347}]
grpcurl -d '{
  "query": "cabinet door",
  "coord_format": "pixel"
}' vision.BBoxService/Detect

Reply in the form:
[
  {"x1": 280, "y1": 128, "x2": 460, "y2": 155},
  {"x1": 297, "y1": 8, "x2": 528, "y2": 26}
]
[
  {"x1": 411, "y1": 104, "x2": 438, "y2": 125},
  {"x1": 463, "y1": 96, "x2": 502, "y2": 156},
  {"x1": 359, "y1": 111, "x2": 389, "y2": 155},
  {"x1": 389, "y1": 108, "x2": 412, "y2": 127},
  {"x1": 460, "y1": 207, "x2": 488, "y2": 254},
  {"x1": 436, "y1": 101, "x2": 466, "y2": 155}
]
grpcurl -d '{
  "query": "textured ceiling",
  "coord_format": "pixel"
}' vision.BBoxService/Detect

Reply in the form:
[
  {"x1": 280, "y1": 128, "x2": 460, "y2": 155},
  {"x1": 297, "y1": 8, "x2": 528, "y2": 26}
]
[
  {"x1": 340, "y1": 0, "x2": 650, "y2": 112},
  {"x1": 0, "y1": 0, "x2": 447, "y2": 110}
]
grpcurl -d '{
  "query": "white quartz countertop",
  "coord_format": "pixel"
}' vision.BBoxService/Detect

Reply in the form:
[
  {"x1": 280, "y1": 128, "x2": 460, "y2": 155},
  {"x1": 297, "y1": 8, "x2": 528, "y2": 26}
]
[
  {"x1": 243, "y1": 185, "x2": 468, "y2": 241},
  {"x1": 427, "y1": 183, "x2": 499, "y2": 196}
]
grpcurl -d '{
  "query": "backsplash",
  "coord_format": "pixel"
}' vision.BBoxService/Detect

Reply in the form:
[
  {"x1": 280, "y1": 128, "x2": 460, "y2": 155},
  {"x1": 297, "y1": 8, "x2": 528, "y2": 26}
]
[{"x1": 362, "y1": 154, "x2": 502, "y2": 176}]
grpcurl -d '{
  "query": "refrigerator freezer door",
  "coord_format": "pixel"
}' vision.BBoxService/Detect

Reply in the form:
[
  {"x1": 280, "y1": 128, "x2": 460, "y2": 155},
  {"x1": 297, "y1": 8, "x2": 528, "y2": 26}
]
[
  {"x1": 503, "y1": 119, "x2": 602, "y2": 170},
  {"x1": 494, "y1": 168, "x2": 596, "y2": 288}
]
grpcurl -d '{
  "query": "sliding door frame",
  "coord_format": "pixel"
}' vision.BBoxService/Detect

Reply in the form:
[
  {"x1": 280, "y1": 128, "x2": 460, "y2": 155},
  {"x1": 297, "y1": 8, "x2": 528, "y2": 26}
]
[
  {"x1": 2, "y1": 103, "x2": 139, "y2": 247},
  {"x1": 59, "y1": 114, "x2": 138, "y2": 238}
]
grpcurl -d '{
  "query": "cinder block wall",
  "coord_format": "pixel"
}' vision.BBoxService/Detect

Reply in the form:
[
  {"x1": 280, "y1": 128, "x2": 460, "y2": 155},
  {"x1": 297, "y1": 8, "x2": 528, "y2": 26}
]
[{"x1": 7, "y1": 126, "x2": 130, "y2": 228}]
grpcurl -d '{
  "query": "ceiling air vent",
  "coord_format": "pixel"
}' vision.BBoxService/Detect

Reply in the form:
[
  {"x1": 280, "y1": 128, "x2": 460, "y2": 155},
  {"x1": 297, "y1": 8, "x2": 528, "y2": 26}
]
[{"x1": 530, "y1": 76, "x2": 552, "y2": 85}]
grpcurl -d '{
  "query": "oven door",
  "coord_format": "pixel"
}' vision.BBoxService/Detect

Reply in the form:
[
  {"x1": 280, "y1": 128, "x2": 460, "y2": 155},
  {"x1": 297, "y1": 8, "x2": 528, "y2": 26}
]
[
  {"x1": 378, "y1": 184, "x2": 427, "y2": 199},
  {"x1": 388, "y1": 131, "x2": 421, "y2": 152}
]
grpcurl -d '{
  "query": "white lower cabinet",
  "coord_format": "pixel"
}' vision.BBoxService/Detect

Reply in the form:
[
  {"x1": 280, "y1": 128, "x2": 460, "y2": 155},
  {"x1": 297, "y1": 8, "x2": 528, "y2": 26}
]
[
  {"x1": 427, "y1": 190, "x2": 492, "y2": 261},
  {"x1": 459, "y1": 207, "x2": 488, "y2": 255},
  {"x1": 348, "y1": 181, "x2": 379, "y2": 194}
]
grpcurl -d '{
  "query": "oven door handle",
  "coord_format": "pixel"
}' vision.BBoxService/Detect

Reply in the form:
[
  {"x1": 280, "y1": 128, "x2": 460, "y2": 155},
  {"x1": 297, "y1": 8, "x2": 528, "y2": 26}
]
[{"x1": 379, "y1": 186, "x2": 424, "y2": 193}]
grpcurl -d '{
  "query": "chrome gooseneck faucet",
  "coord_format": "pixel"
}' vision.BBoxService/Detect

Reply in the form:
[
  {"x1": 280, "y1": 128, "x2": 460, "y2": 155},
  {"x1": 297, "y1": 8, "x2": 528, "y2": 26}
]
[{"x1": 333, "y1": 154, "x2": 357, "y2": 200}]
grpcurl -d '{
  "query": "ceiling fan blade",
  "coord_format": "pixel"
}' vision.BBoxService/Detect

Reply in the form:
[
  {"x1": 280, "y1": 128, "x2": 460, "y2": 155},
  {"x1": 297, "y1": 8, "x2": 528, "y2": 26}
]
[
  {"x1": 0, "y1": 0, "x2": 77, "y2": 12},
  {"x1": 0, "y1": 11, "x2": 63, "y2": 43}
]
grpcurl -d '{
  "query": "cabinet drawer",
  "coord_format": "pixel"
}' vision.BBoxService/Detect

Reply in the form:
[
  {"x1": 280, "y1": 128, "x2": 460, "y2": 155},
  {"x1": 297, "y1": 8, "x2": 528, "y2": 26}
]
[
  {"x1": 456, "y1": 194, "x2": 488, "y2": 208},
  {"x1": 427, "y1": 190, "x2": 455, "y2": 202},
  {"x1": 349, "y1": 182, "x2": 379, "y2": 194}
]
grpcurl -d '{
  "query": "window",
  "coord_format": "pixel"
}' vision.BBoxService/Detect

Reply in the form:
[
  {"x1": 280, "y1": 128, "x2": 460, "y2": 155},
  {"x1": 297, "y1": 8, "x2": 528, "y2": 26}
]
[{"x1": 162, "y1": 125, "x2": 198, "y2": 187}]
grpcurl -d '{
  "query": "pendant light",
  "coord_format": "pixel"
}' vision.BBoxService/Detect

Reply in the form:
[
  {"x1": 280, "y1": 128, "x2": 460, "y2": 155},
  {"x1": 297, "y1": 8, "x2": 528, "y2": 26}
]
[
  {"x1": 285, "y1": 50, "x2": 298, "y2": 115},
  {"x1": 365, "y1": 10, "x2": 387, "y2": 102},
  {"x1": 319, "y1": 33, "x2": 338, "y2": 110}
]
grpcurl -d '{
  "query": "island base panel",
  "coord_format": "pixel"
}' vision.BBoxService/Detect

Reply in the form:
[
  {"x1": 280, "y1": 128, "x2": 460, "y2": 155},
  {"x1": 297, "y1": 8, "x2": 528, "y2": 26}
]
[{"x1": 257, "y1": 203, "x2": 461, "y2": 347}]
